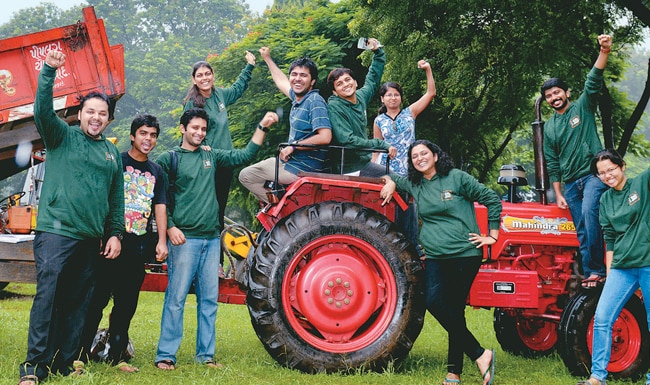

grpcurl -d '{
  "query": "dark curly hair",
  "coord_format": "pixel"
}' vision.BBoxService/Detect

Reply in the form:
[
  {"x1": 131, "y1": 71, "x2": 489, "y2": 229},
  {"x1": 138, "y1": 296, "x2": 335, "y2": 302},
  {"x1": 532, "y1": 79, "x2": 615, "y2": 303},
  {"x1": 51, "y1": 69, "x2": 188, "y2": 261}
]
[{"x1": 407, "y1": 139, "x2": 454, "y2": 184}]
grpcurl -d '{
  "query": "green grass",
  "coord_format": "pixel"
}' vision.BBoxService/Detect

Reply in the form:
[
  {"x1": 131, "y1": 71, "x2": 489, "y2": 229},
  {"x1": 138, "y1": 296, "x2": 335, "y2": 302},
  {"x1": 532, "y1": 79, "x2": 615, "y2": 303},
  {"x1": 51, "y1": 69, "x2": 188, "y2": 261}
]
[{"x1": 0, "y1": 283, "x2": 641, "y2": 385}]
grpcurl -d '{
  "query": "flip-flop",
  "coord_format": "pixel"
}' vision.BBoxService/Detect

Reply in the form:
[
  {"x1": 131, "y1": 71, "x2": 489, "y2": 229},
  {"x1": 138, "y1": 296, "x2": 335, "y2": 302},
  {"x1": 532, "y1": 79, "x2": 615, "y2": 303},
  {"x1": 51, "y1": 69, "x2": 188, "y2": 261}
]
[
  {"x1": 581, "y1": 275, "x2": 606, "y2": 289},
  {"x1": 154, "y1": 359, "x2": 175, "y2": 370},
  {"x1": 18, "y1": 375, "x2": 39, "y2": 385},
  {"x1": 204, "y1": 358, "x2": 223, "y2": 369},
  {"x1": 443, "y1": 378, "x2": 460, "y2": 385},
  {"x1": 481, "y1": 349, "x2": 495, "y2": 385}
]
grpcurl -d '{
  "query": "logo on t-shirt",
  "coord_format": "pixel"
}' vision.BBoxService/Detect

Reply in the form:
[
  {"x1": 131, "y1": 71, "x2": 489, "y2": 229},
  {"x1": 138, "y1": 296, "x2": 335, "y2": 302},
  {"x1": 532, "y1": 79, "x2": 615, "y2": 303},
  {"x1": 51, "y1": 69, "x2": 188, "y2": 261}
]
[
  {"x1": 569, "y1": 115, "x2": 581, "y2": 128},
  {"x1": 203, "y1": 159, "x2": 212, "y2": 169},
  {"x1": 124, "y1": 166, "x2": 156, "y2": 235},
  {"x1": 441, "y1": 190, "x2": 453, "y2": 201},
  {"x1": 105, "y1": 152, "x2": 115, "y2": 161},
  {"x1": 628, "y1": 191, "x2": 640, "y2": 206}
]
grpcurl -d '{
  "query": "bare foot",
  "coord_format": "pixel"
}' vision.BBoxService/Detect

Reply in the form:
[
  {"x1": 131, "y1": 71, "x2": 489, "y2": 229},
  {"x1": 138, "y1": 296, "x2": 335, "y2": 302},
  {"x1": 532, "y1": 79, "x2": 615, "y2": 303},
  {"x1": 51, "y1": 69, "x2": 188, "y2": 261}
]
[{"x1": 117, "y1": 361, "x2": 139, "y2": 372}]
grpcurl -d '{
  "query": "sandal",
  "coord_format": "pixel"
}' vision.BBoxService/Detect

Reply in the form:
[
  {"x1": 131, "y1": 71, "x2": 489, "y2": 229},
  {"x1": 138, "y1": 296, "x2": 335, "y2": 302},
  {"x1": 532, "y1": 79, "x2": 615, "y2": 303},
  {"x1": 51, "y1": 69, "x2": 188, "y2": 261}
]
[
  {"x1": 443, "y1": 378, "x2": 460, "y2": 385},
  {"x1": 18, "y1": 375, "x2": 38, "y2": 385},
  {"x1": 576, "y1": 378, "x2": 606, "y2": 385},
  {"x1": 581, "y1": 275, "x2": 606, "y2": 289},
  {"x1": 204, "y1": 358, "x2": 223, "y2": 369},
  {"x1": 480, "y1": 349, "x2": 495, "y2": 385},
  {"x1": 155, "y1": 359, "x2": 175, "y2": 370},
  {"x1": 116, "y1": 361, "x2": 139, "y2": 373}
]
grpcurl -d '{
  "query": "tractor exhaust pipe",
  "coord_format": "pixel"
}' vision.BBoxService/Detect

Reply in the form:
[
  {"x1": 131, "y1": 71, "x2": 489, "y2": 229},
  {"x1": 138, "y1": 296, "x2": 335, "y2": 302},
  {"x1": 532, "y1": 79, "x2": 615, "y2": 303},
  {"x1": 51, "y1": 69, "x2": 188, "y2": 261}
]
[{"x1": 532, "y1": 96, "x2": 548, "y2": 205}]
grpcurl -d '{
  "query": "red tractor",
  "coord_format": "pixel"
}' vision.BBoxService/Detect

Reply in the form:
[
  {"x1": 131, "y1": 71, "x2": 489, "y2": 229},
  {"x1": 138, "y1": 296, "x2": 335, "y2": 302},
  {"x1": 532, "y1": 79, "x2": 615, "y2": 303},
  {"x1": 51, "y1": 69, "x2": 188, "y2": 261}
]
[{"x1": 1, "y1": 7, "x2": 647, "y2": 379}]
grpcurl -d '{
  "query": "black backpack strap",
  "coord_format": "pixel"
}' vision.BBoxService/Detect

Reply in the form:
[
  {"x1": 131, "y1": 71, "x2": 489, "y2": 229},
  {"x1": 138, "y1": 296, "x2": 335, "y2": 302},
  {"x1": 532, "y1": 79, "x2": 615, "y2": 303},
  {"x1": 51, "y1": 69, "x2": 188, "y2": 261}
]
[{"x1": 168, "y1": 150, "x2": 178, "y2": 215}]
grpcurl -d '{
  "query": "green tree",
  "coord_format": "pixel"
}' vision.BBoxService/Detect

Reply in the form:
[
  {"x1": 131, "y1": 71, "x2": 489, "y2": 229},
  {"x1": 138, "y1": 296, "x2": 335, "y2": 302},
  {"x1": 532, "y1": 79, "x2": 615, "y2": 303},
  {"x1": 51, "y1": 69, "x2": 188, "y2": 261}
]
[
  {"x1": 85, "y1": 0, "x2": 254, "y2": 154},
  {"x1": 207, "y1": 0, "x2": 362, "y2": 224},
  {"x1": 350, "y1": 0, "x2": 649, "y2": 186}
]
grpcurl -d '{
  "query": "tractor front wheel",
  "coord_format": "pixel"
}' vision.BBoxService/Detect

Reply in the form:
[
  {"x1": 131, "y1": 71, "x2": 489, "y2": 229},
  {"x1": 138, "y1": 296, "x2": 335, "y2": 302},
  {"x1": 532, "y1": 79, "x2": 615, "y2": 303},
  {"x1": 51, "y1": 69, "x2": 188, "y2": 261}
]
[
  {"x1": 493, "y1": 308, "x2": 556, "y2": 357},
  {"x1": 246, "y1": 202, "x2": 425, "y2": 373},
  {"x1": 557, "y1": 290, "x2": 650, "y2": 380}
]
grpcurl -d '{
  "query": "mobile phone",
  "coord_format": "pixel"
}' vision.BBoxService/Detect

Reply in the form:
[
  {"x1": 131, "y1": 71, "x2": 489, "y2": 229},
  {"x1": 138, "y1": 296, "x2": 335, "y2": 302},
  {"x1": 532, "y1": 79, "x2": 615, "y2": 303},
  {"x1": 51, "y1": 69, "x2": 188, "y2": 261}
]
[
  {"x1": 357, "y1": 37, "x2": 370, "y2": 50},
  {"x1": 357, "y1": 38, "x2": 382, "y2": 50}
]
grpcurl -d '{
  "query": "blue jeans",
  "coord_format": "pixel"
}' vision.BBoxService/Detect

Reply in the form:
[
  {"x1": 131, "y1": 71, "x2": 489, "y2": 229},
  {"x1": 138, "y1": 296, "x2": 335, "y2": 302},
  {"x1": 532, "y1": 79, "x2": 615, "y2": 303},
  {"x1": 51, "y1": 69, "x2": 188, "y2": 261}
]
[
  {"x1": 155, "y1": 237, "x2": 220, "y2": 364},
  {"x1": 591, "y1": 266, "x2": 650, "y2": 382},
  {"x1": 564, "y1": 174, "x2": 607, "y2": 278}
]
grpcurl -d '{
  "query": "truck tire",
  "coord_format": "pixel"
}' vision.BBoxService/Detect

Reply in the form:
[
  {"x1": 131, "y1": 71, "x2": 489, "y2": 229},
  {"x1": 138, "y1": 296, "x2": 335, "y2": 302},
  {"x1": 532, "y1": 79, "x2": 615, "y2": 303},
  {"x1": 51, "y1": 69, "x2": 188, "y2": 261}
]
[
  {"x1": 557, "y1": 290, "x2": 650, "y2": 380},
  {"x1": 493, "y1": 308, "x2": 556, "y2": 357},
  {"x1": 247, "y1": 201, "x2": 426, "y2": 373}
]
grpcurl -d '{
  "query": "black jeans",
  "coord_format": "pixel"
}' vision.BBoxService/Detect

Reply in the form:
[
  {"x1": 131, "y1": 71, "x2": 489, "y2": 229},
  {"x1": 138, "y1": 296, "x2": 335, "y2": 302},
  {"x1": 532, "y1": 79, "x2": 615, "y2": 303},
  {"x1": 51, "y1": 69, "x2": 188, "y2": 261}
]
[
  {"x1": 20, "y1": 232, "x2": 100, "y2": 380},
  {"x1": 424, "y1": 256, "x2": 485, "y2": 375},
  {"x1": 80, "y1": 233, "x2": 149, "y2": 363}
]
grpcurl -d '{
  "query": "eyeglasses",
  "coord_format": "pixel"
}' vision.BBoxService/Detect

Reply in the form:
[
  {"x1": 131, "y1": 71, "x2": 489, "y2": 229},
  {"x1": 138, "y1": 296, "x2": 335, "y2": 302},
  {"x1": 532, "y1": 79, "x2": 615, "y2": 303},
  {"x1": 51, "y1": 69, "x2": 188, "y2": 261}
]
[{"x1": 597, "y1": 166, "x2": 619, "y2": 178}]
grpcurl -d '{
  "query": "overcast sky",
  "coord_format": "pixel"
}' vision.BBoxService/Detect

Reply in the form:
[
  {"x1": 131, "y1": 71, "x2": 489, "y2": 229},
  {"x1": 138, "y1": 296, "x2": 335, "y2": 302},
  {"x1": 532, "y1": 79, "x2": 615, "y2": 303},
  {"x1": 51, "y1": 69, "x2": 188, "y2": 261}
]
[{"x1": 0, "y1": 0, "x2": 273, "y2": 26}]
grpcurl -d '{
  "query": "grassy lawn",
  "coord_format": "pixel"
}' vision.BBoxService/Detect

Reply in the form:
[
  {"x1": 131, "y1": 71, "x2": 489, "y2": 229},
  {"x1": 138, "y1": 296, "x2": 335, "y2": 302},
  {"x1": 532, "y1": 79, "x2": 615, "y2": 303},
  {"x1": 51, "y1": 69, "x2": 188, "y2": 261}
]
[{"x1": 0, "y1": 283, "x2": 639, "y2": 385}]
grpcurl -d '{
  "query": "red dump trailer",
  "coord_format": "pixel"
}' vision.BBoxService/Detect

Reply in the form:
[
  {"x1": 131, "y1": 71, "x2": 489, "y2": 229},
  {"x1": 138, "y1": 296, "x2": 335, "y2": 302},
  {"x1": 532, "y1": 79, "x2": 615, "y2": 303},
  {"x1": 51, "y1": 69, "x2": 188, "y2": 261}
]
[
  {"x1": 0, "y1": 6, "x2": 125, "y2": 180},
  {"x1": 0, "y1": 6, "x2": 125, "y2": 283}
]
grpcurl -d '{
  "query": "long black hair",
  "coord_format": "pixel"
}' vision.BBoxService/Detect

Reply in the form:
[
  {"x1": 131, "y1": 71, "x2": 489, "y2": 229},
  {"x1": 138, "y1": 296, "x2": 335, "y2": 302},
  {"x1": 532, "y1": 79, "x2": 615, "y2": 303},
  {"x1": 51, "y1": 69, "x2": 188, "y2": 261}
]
[
  {"x1": 407, "y1": 139, "x2": 454, "y2": 184},
  {"x1": 183, "y1": 61, "x2": 214, "y2": 108}
]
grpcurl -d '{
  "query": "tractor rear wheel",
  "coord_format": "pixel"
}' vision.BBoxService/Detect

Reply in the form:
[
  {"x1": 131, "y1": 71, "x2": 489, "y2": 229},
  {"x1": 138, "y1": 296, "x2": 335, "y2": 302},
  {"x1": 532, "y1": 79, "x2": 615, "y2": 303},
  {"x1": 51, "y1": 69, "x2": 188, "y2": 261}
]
[
  {"x1": 493, "y1": 308, "x2": 556, "y2": 357},
  {"x1": 246, "y1": 201, "x2": 425, "y2": 373},
  {"x1": 557, "y1": 290, "x2": 650, "y2": 380}
]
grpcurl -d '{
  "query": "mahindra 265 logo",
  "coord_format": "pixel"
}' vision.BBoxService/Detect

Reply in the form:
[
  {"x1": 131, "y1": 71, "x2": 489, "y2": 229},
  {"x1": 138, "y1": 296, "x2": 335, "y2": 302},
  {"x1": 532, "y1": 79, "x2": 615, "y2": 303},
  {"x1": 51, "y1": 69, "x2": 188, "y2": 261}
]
[{"x1": 501, "y1": 214, "x2": 576, "y2": 235}]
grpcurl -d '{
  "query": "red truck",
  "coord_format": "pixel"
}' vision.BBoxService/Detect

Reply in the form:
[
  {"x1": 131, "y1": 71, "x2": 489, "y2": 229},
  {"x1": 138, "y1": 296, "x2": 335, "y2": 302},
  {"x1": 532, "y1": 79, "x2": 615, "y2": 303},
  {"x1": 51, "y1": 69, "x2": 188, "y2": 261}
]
[{"x1": 0, "y1": 6, "x2": 647, "y2": 381}]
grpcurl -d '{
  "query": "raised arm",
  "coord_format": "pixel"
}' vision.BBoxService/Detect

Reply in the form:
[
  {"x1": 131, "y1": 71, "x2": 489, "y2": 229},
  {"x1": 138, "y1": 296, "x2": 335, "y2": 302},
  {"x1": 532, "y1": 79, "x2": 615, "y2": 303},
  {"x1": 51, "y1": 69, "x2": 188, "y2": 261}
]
[
  {"x1": 260, "y1": 47, "x2": 291, "y2": 98},
  {"x1": 409, "y1": 60, "x2": 436, "y2": 118},
  {"x1": 594, "y1": 34, "x2": 612, "y2": 70}
]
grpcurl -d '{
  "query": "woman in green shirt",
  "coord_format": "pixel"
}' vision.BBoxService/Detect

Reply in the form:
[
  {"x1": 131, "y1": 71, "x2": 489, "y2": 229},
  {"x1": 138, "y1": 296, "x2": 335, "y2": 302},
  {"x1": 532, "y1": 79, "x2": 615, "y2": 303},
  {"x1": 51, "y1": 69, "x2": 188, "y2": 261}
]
[
  {"x1": 380, "y1": 139, "x2": 499, "y2": 385},
  {"x1": 577, "y1": 149, "x2": 650, "y2": 385}
]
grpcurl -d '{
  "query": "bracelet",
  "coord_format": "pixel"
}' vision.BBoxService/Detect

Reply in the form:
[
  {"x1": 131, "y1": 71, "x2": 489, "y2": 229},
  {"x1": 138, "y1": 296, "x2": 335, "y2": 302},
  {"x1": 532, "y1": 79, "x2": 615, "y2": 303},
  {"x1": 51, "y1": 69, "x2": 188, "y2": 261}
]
[
  {"x1": 488, "y1": 234, "x2": 498, "y2": 242},
  {"x1": 257, "y1": 124, "x2": 269, "y2": 133},
  {"x1": 600, "y1": 47, "x2": 611, "y2": 54}
]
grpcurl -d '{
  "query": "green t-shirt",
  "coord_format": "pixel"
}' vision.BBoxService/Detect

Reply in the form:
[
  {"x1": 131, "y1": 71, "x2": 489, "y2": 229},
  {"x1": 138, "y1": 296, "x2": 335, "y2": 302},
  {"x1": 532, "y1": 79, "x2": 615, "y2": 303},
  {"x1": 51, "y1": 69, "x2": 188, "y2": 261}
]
[
  {"x1": 544, "y1": 67, "x2": 604, "y2": 184},
  {"x1": 393, "y1": 169, "x2": 502, "y2": 259},
  {"x1": 156, "y1": 141, "x2": 259, "y2": 238},
  {"x1": 328, "y1": 49, "x2": 390, "y2": 174},
  {"x1": 600, "y1": 167, "x2": 650, "y2": 269},
  {"x1": 34, "y1": 64, "x2": 124, "y2": 240}
]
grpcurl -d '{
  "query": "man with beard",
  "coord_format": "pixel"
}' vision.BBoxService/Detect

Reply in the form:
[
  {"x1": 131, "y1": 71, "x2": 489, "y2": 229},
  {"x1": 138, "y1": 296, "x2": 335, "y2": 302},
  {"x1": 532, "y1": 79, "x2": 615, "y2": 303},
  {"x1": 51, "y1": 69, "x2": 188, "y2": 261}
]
[
  {"x1": 541, "y1": 34, "x2": 612, "y2": 289},
  {"x1": 239, "y1": 47, "x2": 331, "y2": 203},
  {"x1": 19, "y1": 49, "x2": 124, "y2": 385}
]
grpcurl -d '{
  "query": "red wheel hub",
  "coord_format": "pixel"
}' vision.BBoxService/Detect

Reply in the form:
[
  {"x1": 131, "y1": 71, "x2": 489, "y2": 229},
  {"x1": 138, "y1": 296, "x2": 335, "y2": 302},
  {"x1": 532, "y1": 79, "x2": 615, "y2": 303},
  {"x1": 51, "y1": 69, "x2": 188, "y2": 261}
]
[
  {"x1": 517, "y1": 317, "x2": 557, "y2": 352},
  {"x1": 282, "y1": 235, "x2": 397, "y2": 353},
  {"x1": 587, "y1": 307, "x2": 643, "y2": 373}
]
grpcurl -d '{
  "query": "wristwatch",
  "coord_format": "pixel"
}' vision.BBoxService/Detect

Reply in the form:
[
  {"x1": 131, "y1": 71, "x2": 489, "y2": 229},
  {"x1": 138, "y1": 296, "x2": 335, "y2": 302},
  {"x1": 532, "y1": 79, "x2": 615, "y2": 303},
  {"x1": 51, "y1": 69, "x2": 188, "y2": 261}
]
[
  {"x1": 113, "y1": 232, "x2": 124, "y2": 241},
  {"x1": 257, "y1": 123, "x2": 269, "y2": 133}
]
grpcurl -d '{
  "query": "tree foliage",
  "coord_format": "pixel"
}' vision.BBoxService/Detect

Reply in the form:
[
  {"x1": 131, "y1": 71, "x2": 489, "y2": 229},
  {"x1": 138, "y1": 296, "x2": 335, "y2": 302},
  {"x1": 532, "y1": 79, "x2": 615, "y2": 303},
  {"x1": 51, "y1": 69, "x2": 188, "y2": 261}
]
[{"x1": 350, "y1": 0, "x2": 649, "y2": 185}]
